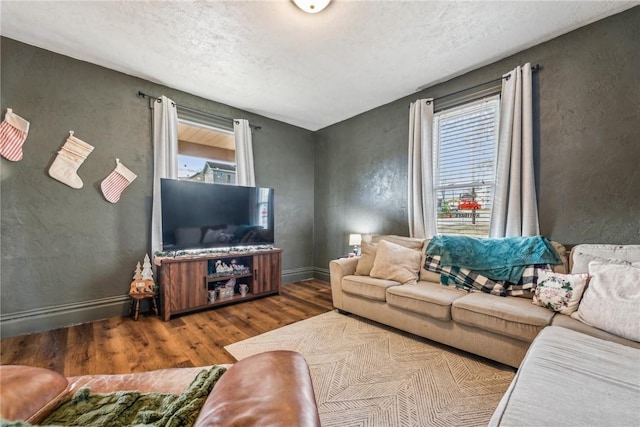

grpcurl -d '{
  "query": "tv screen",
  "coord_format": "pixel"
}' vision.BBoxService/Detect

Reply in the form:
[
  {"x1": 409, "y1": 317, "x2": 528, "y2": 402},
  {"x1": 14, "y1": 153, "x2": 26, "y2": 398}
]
[{"x1": 161, "y1": 178, "x2": 274, "y2": 251}]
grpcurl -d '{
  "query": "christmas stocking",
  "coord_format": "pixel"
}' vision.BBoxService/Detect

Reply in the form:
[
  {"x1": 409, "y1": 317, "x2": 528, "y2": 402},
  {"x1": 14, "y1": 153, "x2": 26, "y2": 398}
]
[
  {"x1": 0, "y1": 108, "x2": 30, "y2": 162},
  {"x1": 48, "y1": 131, "x2": 94, "y2": 189},
  {"x1": 101, "y1": 158, "x2": 137, "y2": 203}
]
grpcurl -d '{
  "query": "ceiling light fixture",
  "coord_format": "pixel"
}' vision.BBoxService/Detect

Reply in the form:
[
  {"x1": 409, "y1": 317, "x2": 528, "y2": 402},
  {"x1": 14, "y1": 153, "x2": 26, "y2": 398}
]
[{"x1": 293, "y1": 0, "x2": 331, "y2": 14}]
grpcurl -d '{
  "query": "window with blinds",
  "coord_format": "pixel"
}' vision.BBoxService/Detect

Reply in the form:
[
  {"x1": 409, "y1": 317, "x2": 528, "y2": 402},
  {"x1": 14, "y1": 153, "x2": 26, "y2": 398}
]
[{"x1": 432, "y1": 95, "x2": 500, "y2": 237}]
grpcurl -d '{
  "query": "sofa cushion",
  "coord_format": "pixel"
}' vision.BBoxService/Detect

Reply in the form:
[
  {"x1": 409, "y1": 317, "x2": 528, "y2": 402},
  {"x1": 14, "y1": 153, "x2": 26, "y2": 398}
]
[
  {"x1": 573, "y1": 262, "x2": 640, "y2": 342},
  {"x1": 452, "y1": 293, "x2": 554, "y2": 342},
  {"x1": 488, "y1": 326, "x2": 640, "y2": 427},
  {"x1": 386, "y1": 281, "x2": 467, "y2": 321},
  {"x1": 0, "y1": 365, "x2": 69, "y2": 423},
  {"x1": 369, "y1": 240, "x2": 421, "y2": 285},
  {"x1": 342, "y1": 275, "x2": 399, "y2": 301}
]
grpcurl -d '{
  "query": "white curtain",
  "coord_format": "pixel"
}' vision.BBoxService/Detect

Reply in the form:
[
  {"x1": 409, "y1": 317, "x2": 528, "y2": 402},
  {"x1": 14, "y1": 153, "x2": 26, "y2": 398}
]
[
  {"x1": 490, "y1": 63, "x2": 540, "y2": 237},
  {"x1": 408, "y1": 99, "x2": 437, "y2": 238},
  {"x1": 234, "y1": 119, "x2": 255, "y2": 187},
  {"x1": 151, "y1": 96, "x2": 178, "y2": 254}
]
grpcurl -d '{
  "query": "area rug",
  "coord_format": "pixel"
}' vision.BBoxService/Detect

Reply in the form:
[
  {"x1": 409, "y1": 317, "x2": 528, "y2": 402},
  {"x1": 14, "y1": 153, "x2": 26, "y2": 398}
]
[{"x1": 225, "y1": 311, "x2": 515, "y2": 427}]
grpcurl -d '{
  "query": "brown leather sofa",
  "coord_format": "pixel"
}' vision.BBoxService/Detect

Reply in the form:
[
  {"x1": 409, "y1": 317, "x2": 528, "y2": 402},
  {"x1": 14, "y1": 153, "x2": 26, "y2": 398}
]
[{"x1": 0, "y1": 350, "x2": 321, "y2": 427}]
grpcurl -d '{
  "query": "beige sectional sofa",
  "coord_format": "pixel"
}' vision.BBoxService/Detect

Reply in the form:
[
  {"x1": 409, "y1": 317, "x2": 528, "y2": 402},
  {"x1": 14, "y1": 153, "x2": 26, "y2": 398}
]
[
  {"x1": 330, "y1": 236, "x2": 640, "y2": 368},
  {"x1": 490, "y1": 326, "x2": 640, "y2": 426}
]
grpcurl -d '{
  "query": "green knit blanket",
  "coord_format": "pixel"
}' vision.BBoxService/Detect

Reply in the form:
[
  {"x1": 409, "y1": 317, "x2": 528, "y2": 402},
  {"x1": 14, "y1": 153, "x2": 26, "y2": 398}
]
[{"x1": 1, "y1": 366, "x2": 226, "y2": 427}]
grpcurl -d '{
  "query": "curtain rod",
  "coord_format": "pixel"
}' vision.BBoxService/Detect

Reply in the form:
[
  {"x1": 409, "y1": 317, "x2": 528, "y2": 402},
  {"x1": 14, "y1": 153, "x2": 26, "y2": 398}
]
[
  {"x1": 421, "y1": 64, "x2": 541, "y2": 104},
  {"x1": 137, "y1": 91, "x2": 262, "y2": 130}
]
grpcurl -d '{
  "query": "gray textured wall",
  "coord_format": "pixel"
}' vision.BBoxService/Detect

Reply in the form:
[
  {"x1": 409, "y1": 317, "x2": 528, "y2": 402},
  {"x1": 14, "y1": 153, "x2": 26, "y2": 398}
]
[
  {"x1": 314, "y1": 7, "x2": 640, "y2": 270},
  {"x1": 1, "y1": 38, "x2": 315, "y2": 336}
]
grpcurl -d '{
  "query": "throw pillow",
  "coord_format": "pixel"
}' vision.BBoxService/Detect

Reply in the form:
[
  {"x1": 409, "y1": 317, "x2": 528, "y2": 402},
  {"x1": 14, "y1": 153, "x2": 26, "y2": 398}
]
[
  {"x1": 573, "y1": 261, "x2": 640, "y2": 342},
  {"x1": 369, "y1": 240, "x2": 421, "y2": 285},
  {"x1": 532, "y1": 270, "x2": 589, "y2": 314},
  {"x1": 571, "y1": 251, "x2": 630, "y2": 274},
  {"x1": 355, "y1": 241, "x2": 378, "y2": 276},
  {"x1": 356, "y1": 236, "x2": 425, "y2": 276}
]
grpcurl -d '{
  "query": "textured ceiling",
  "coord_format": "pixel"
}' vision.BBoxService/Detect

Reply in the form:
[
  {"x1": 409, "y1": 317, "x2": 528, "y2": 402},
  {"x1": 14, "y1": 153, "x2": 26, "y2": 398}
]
[{"x1": 1, "y1": 1, "x2": 636, "y2": 131}]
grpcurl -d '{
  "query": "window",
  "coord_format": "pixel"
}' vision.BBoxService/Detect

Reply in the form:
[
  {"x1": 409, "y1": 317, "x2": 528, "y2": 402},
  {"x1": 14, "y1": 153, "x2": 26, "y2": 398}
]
[
  {"x1": 432, "y1": 95, "x2": 500, "y2": 237},
  {"x1": 177, "y1": 119, "x2": 236, "y2": 184},
  {"x1": 256, "y1": 188, "x2": 271, "y2": 229}
]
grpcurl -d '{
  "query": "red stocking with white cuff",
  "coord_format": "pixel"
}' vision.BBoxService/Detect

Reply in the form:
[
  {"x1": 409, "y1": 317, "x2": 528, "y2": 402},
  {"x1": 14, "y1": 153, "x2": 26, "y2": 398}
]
[
  {"x1": 101, "y1": 158, "x2": 137, "y2": 203},
  {"x1": 0, "y1": 108, "x2": 30, "y2": 162}
]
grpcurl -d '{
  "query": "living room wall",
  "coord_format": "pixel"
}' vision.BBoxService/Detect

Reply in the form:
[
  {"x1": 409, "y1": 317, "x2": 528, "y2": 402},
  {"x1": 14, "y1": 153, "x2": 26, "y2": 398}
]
[
  {"x1": 1, "y1": 38, "x2": 315, "y2": 337},
  {"x1": 314, "y1": 7, "x2": 640, "y2": 274}
]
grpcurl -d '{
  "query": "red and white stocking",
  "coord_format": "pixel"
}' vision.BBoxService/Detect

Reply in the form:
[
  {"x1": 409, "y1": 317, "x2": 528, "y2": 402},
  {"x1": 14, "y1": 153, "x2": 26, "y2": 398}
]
[
  {"x1": 101, "y1": 158, "x2": 137, "y2": 203},
  {"x1": 0, "y1": 108, "x2": 30, "y2": 162}
]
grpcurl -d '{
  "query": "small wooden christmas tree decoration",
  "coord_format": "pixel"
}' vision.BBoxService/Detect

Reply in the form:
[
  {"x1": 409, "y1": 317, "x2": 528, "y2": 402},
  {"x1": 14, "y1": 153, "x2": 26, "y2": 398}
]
[
  {"x1": 142, "y1": 254, "x2": 153, "y2": 281},
  {"x1": 133, "y1": 262, "x2": 142, "y2": 280},
  {"x1": 130, "y1": 254, "x2": 156, "y2": 294}
]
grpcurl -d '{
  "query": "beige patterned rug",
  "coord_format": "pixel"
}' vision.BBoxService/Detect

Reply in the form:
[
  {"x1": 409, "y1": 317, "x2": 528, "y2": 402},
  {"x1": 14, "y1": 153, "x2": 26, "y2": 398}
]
[{"x1": 225, "y1": 311, "x2": 515, "y2": 427}]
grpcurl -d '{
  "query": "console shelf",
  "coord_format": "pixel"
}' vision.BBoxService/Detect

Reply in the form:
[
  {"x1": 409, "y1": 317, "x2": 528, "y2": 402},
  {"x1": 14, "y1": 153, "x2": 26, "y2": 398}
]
[{"x1": 157, "y1": 248, "x2": 282, "y2": 321}]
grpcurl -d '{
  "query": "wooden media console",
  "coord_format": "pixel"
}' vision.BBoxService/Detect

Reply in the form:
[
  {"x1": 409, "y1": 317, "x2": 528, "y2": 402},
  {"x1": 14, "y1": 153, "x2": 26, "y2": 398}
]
[{"x1": 157, "y1": 248, "x2": 282, "y2": 321}]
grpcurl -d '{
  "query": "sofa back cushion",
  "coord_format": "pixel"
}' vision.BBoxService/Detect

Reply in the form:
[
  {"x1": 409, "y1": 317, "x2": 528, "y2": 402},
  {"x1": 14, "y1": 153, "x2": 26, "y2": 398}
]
[
  {"x1": 570, "y1": 244, "x2": 640, "y2": 274},
  {"x1": 369, "y1": 234, "x2": 425, "y2": 250}
]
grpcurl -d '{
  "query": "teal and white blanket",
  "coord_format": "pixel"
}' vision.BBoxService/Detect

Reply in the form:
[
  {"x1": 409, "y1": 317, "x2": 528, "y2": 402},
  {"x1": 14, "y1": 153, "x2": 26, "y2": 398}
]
[{"x1": 425, "y1": 235, "x2": 561, "y2": 284}]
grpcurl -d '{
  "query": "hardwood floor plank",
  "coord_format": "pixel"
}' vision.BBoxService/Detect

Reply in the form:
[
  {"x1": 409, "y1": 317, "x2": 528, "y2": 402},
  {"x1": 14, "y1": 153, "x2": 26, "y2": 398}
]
[
  {"x1": 94, "y1": 316, "x2": 150, "y2": 374},
  {"x1": 64, "y1": 322, "x2": 96, "y2": 376},
  {"x1": 0, "y1": 281, "x2": 332, "y2": 376}
]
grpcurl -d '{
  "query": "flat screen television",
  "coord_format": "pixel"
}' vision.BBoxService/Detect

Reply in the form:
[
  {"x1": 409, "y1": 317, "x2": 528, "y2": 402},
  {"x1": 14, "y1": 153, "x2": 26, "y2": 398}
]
[{"x1": 161, "y1": 178, "x2": 275, "y2": 251}]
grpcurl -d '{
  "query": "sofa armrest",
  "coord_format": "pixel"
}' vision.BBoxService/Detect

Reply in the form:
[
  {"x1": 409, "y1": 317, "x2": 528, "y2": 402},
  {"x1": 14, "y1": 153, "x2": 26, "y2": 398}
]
[
  {"x1": 0, "y1": 365, "x2": 70, "y2": 424},
  {"x1": 195, "y1": 351, "x2": 320, "y2": 427},
  {"x1": 329, "y1": 257, "x2": 359, "y2": 310}
]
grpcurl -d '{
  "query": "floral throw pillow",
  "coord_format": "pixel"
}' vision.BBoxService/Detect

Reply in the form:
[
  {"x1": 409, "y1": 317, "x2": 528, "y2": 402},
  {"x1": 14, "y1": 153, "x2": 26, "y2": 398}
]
[{"x1": 532, "y1": 271, "x2": 589, "y2": 315}]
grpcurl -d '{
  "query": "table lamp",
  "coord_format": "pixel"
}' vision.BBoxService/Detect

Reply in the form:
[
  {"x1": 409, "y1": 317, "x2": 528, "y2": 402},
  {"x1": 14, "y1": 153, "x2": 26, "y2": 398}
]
[{"x1": 349, "y1": 233, "x2": 362, "y2": 256}]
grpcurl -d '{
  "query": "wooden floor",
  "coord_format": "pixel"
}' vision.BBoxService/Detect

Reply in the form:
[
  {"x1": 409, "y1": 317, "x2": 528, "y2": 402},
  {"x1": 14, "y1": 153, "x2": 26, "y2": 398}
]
[{"x1": 0, "y1": 279, "x2": 333, "y2": 376}]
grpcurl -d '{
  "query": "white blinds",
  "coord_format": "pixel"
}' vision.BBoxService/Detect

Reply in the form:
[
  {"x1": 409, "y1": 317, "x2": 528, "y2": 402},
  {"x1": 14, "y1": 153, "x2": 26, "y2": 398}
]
[{"x1": 432, "y1": 96, "x2": 500, "y2": 237}]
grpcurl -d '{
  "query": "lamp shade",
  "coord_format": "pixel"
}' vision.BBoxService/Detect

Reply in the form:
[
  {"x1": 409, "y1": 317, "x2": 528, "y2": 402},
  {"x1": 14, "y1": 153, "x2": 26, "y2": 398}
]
[
  {"x1": 293, "y1": 0, "x2": 331, "y2": 14},
  {"x1": 349, "y1": 233, "x2": 362, "y2": 246}
]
